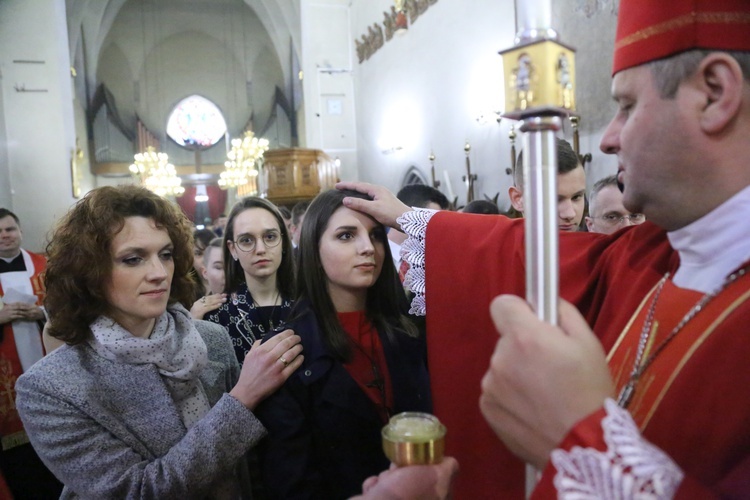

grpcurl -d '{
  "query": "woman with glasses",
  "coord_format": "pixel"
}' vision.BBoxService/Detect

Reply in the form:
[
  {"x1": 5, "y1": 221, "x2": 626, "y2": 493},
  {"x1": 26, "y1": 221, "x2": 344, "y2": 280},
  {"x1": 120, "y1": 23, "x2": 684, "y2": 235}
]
[
  {"x1": 14, "y1": 185, "x2": 303, "y2": 498},
  {"x1": 205, "y1": 197, "x2": 295, "y2": 363},
  {"x1": 256, "y1": 189, "x2": 432, "y2": 500}
]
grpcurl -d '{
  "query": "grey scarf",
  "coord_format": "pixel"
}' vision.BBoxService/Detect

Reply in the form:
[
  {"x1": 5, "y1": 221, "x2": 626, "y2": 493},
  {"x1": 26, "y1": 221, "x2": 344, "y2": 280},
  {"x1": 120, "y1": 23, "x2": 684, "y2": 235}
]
[{"x1": 87, "y1": 304, "x2": 211, "y2": 428}]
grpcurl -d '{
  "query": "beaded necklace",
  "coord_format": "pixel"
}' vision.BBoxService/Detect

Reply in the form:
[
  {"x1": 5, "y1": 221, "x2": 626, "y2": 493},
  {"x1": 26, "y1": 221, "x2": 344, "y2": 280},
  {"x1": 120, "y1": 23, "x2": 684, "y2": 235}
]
[{"x1": 617, "y1": 266, "x2": 750, "y2": 408}]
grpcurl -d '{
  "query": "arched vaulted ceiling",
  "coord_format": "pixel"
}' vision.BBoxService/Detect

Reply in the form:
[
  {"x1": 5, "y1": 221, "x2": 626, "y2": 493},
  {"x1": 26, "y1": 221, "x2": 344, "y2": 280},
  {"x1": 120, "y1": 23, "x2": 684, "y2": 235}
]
[
  {"x1": 65, "y1": 0, "x2": 300, "y2": 90},
  {"x1": 64, "y1": 0, "x2": 298, "y2": 161}
]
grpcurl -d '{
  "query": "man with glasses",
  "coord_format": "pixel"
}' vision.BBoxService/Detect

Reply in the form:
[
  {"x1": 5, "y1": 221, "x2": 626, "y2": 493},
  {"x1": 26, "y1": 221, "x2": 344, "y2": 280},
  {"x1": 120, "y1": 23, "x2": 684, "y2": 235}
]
[{"x1": 585, "y1": 174, "x2": 645, "y2": 234}]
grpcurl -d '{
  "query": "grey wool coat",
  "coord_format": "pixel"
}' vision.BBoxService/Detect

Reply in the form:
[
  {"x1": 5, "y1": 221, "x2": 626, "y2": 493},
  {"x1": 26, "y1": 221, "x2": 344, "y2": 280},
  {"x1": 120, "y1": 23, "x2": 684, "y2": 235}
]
[{"x1": 15, "y1": 319, "x2": 266, "y2": 499}]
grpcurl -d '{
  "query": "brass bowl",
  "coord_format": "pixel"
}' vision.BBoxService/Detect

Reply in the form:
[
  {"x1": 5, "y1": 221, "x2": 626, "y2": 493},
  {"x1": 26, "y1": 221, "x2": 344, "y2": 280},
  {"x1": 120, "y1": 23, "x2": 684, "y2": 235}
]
[{"x1": 382, "y1": 412, "x2": 446, "y2": 467}]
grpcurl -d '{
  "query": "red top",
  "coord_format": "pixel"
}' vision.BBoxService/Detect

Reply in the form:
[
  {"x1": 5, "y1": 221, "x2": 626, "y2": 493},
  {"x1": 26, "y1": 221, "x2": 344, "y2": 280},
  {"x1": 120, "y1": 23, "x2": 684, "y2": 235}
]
[{"x1": 337, "y1": 311, "x2": 394, "y2": 422}]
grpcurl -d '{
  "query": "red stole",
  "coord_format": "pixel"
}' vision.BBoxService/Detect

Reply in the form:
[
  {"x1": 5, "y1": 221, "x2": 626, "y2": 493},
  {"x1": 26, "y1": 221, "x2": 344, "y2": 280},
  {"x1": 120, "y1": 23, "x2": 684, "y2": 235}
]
[
  {"x1": 608, "y1": 279, "x2": 705, "y2": 426},
  {"x1": 0, "y1": 250, "x2": 46, "y2": 450},
  {"x1": 533, "y1": 270, "x2": 750, "y2": 497}
]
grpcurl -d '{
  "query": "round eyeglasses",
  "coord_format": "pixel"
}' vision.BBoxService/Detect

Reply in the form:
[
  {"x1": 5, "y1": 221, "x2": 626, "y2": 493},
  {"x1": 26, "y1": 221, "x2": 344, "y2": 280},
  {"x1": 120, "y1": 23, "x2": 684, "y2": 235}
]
[
  {"x1": 596, "y1": 213, "x2": 645, "y2": 225},
  {"x1": 233, "y1": 230, "x2": 282, "y2": 252}
]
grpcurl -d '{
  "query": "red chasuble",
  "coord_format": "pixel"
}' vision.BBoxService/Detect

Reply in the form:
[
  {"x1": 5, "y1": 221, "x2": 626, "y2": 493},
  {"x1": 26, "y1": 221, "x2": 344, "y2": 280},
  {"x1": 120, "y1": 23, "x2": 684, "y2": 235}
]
[
  {"x1": 532, "y1": 273, "x2": 750, "y2": 498},
  {"x1": 424, "y1": 212, "x2": 679, "y2": 498}
]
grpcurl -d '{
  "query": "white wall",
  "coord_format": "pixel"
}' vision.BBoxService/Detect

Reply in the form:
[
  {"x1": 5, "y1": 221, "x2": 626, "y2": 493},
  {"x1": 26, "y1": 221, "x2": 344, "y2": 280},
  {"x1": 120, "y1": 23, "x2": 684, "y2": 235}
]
[
  {"x1": 300, "y1": 0, "x2": 358, "y2": 181},
  {"x1": 0, "y1": 66, "x2": 10, "y2": 208},
  {"x1": 0, "y1": 0, "x2": 77, "y2": 252},
  {"x1": 350, "y1": 0, "x2": 518, "y2": 208}
]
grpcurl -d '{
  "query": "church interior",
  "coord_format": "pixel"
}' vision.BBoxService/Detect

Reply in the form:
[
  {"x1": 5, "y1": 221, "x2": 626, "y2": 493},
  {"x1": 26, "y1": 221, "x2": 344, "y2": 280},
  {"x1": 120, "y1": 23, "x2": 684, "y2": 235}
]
[{"x1": 0, "y1": 0, "x2": 621, "y2": 252}]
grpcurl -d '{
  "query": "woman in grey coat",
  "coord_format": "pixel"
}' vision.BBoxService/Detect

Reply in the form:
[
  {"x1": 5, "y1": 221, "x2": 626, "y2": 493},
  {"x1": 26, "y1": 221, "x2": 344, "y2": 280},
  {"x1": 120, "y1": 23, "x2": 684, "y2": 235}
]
[{"x1": 15, "y1": 185, "x2": 304, "y2": 499}]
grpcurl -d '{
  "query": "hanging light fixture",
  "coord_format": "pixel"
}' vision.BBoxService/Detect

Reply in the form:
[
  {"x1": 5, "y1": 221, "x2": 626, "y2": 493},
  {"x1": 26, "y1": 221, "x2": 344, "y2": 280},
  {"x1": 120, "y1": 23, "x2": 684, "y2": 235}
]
[
  {"x1": 219, "y1": 130, "x2": 270, "y2": 192},
  {"x1": 195, "y1": 184, "x2": 209, "y2": 202},
  {"x1": 129, "y1": 146, "x2": 185, "y2": 197}
]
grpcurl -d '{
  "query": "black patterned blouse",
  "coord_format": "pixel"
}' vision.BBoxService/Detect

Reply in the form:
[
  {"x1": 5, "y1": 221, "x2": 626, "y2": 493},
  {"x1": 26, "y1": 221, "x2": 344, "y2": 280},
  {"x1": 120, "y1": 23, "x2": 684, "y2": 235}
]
[{"x1": 205, "y1": 282, "x2": 293, "y2": 363}]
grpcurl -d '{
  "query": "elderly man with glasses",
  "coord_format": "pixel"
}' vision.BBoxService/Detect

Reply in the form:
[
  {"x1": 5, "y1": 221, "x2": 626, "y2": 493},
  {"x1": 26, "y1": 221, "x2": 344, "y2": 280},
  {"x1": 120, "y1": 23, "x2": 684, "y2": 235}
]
[{"x1": 585, "y1": 174, "x2": 646, "y2": 234}]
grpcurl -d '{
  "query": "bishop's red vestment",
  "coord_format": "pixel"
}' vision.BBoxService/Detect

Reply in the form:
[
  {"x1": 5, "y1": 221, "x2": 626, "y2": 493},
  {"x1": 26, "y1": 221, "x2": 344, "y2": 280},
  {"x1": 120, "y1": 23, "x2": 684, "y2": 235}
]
[{"x1": 419, "y1": 211, "x2": 748, "y2": 498}]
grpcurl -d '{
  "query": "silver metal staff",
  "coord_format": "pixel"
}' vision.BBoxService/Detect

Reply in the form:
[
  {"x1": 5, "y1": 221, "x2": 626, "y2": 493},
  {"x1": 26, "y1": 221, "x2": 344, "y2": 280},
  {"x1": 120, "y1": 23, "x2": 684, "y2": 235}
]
[{"x1": 499, "y1": 0, "x2": 577, "y2": 495}]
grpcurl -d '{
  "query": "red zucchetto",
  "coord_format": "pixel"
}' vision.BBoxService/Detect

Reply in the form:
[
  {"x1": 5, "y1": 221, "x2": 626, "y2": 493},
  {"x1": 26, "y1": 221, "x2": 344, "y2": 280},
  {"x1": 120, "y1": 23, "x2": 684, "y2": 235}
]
[{"x1": 613, "y1": 0, "x2": 750, "y2": 75}]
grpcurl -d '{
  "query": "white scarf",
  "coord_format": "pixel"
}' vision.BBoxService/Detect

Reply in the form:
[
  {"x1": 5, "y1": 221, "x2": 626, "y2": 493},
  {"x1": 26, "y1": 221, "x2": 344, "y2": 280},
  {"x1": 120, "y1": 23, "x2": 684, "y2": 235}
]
[{"x1": 87, "y1": 304, "x2": 211, "y2": 429}]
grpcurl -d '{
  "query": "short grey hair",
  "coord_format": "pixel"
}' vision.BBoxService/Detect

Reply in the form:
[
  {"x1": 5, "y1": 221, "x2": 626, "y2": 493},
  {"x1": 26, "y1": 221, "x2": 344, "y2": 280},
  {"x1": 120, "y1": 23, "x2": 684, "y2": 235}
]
[
  {"x1": 588, "y1": 175, "x2": 619, "y2": 217},
  {"x1": 650, "y1": 49, "x2": 750, "y2": 98}
]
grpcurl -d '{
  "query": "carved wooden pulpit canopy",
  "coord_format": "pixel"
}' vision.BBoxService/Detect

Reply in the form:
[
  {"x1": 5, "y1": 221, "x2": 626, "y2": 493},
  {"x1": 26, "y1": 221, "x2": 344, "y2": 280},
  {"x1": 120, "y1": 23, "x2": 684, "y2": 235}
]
[{"x1": 262, "y1": 148, "x2": 339, "y2": 206}]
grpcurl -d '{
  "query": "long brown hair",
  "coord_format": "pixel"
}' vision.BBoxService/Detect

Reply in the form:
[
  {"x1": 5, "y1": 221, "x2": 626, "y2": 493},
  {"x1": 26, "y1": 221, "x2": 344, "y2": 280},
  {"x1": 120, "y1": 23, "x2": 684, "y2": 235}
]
[
  {"x1": 295, "y1": 189, "x2": 416, "y2": 362},
  {"x1": 222, "y1": 197, "x2": 295, "y2": 299},
  {"x1": 44, "y1": 185, "x2": 195, "y2": 344}
]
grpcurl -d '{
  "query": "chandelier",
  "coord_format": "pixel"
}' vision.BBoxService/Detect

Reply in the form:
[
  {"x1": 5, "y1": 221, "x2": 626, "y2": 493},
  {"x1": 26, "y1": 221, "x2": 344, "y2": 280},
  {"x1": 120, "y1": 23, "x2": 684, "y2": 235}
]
[
  {"x1": 129, "y1": 146, "x2": 185, "y2": 197},
  {"x1": 219, "y1": 131, "x2": 270, "y2": 191}
]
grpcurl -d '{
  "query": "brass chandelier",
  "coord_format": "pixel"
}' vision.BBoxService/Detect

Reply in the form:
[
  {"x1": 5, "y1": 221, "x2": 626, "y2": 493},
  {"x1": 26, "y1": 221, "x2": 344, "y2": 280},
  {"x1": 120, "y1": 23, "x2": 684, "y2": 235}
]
[
  {"x1": 219, "y1": 131, "x2": 270, "y2": 192},
  {"x1": 129, "y1": 146, "x2": 185, "y2": 198}
]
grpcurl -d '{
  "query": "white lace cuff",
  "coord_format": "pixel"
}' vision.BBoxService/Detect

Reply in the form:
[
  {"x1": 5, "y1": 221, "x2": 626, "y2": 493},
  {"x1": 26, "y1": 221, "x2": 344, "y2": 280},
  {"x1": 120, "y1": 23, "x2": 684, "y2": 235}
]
[
  {"x1": 396, "y1": 208, "x2": 438, "y2": 316},
  {"x1": 551, "y1": 399, "x2": 683, "y2": 499}
]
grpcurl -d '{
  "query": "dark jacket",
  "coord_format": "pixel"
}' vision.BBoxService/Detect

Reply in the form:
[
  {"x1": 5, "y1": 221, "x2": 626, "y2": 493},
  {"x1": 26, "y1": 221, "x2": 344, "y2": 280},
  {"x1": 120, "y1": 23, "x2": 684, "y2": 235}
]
[{"x1": 256, "y1": 307, "x2": 431, "y2": 500}]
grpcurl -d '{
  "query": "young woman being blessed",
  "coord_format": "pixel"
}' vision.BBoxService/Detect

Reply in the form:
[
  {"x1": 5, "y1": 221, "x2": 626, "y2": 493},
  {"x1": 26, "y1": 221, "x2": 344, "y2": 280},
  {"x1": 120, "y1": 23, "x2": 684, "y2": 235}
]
[{"x1": 257, "y1": 189, "x2": 432, "y2": 499}]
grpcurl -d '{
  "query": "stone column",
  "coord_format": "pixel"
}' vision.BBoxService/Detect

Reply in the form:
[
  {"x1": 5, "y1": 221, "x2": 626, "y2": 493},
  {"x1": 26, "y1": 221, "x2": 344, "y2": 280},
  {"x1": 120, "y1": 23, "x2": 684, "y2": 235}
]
[{"x1": 0, "y1": 0, "x2": 76, "y2": 252}]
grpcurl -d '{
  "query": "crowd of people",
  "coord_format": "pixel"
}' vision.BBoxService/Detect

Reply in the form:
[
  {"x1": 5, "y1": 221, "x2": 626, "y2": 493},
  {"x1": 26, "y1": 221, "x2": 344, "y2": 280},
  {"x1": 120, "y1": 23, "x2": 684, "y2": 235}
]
[{"x1": 1, "y1": 0, "x2": 749, "y2": 498}]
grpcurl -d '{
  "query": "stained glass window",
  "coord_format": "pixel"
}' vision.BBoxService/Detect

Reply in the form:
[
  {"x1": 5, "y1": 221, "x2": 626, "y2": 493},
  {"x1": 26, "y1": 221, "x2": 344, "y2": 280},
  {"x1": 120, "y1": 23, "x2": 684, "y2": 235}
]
[{"x1": 166, "y1": 95, "x2": 227, "y2": 148}]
